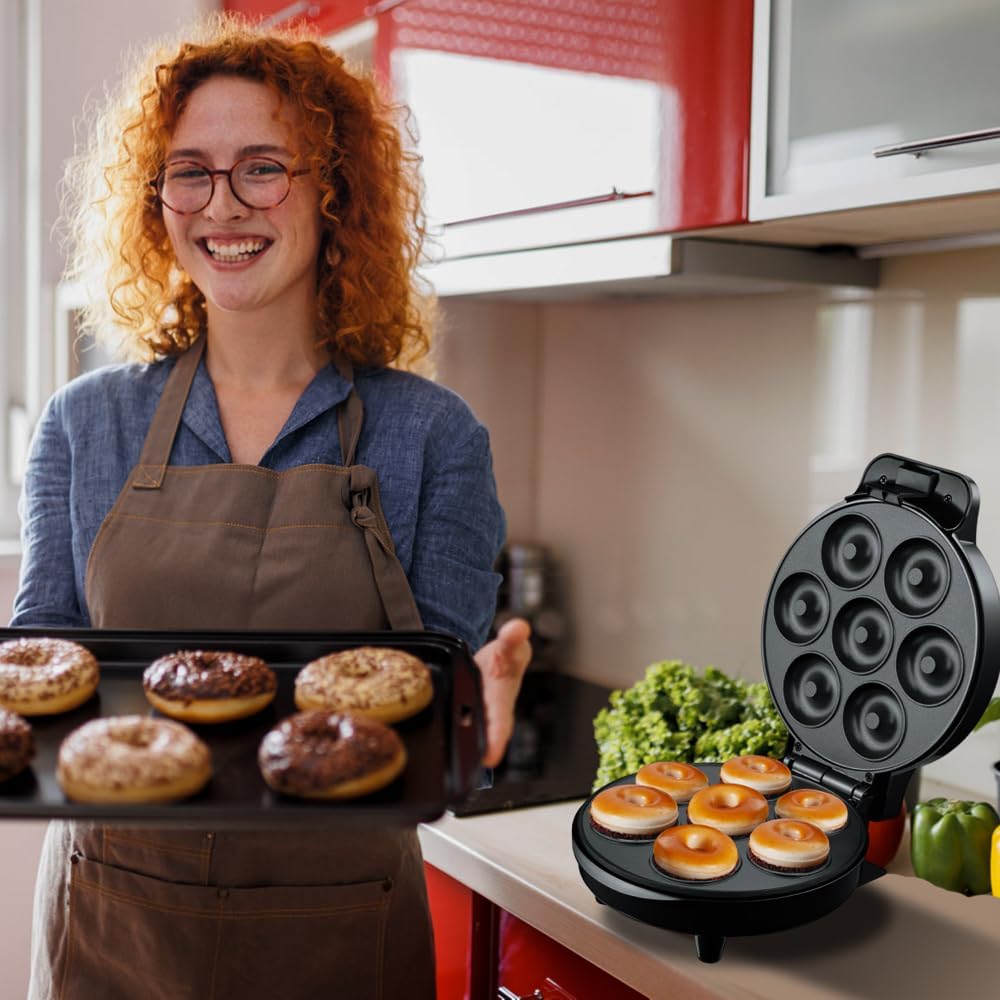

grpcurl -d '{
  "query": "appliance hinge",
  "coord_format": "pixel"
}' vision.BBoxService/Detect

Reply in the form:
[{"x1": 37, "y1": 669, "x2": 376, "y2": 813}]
[{"x1": 785, "y1": 754, "x2": 872, "y2": 808}]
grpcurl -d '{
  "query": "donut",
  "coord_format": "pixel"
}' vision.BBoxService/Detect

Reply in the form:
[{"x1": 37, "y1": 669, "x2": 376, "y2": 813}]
[
  {"x1": 749, "y1": 818, "x2": 830, "y2": 872},
  {"x1": 775, "y1": 788, "x2": 849, "y2": 832},
  {"x1": 653, "y1": 824, "x2": 740, "y2": 881},
  {"x1": 720, "y1": 754, "x2": 792, "y2": 795},
  {"x1": 258, "y1": 710, "x2": 406, "y2": 800},
  {"x1": 0, "y1": 638, "x2": 99, "y2": 716},
  {"x1": 57, "y1": 715, "x2": 211, "y2": 804},
  {"x1": 143, "y1": 649, "x2": 277, "y2": 723},
  {"x1": 635, "y1": 761, "x2": 709, "y2": 802},
  {"x1": 588, "y1": 784, "x2": 678, "y2": 839},
  {"x1": 295, "y1": 647, "x2": 434, "y2": 724},
  {"x1": 687, "y1": 783, "x2": 769, "y2": 836},
  {"x1": 0, "y1": 708, "x2": 34, "y2": 783}
]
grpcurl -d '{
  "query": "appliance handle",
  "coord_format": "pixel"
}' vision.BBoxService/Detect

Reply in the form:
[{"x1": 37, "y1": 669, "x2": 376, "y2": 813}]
[
  {"x1": 443, "y1": 189, "x2": 654, "y2": 228},
  {"x1": 873, "y1": 125, "x2": 1000, "y2": 158}
]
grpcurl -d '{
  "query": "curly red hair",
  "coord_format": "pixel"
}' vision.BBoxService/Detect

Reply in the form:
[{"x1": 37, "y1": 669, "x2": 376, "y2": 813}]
[{"x1": 64, "y1": 13, "x2": 433, "y2": 368}]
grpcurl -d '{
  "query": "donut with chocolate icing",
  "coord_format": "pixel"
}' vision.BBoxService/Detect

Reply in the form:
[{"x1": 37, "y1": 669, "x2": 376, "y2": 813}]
[
  {"x1": 258, "y1": 710, "x2": 407, "y2": 799},
  {"x1": 0, "y1": 708, "x2": 34, "y2": 783},
  {"x1": 57, "y1": 715, "x2": 211, "y2": 804},
  {"x1": 294, "y1": 647, "x2": 433, "y2": 724},
  {"x1": 0, "y1": 637, "x2": 99, "y2": 716},
  {"x1": 143, "y1": 649, "x2": 277, "y2": 723}
]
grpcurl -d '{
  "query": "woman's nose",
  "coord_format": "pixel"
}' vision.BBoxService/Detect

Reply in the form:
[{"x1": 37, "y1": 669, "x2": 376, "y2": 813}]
[{"x1": 203, "y1": 173, "x2": 249, "y2": 220}]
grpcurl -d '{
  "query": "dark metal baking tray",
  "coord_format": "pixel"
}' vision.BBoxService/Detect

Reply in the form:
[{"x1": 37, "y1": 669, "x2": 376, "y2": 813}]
[{"x1": 0, "y1": 627, "x2": 483, "y2": 826}]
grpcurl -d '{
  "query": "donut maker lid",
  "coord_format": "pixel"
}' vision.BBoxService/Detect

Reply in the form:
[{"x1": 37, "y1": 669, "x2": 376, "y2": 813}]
[
  {"x1": 0, "y1": 627, "x2": 484, "y2": 826},
  {"x1": 763, "y1": 454, "x2": 1000, "y2": 807}
]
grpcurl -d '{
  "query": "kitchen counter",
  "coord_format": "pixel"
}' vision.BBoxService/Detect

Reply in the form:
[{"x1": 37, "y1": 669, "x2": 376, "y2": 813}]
[{"x1": 418, "y1": 779, "x2": 1000, "y2": 999}]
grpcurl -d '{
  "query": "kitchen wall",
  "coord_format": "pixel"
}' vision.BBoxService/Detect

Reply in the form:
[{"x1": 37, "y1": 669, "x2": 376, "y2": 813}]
[{"x1": 437, "y1": 245, "x2": 1000, "y2": 801}]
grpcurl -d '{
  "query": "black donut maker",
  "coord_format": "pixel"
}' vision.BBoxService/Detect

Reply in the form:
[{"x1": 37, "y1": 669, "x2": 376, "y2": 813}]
[{"x1": 572, "y1": 454, "x2": 1000, "y2": 962}]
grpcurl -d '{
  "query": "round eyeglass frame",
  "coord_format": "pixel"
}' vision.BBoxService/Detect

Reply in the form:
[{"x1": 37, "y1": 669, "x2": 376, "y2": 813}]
[{"x1": 152, "y1": 156, "x2": 311, "y2": 215}]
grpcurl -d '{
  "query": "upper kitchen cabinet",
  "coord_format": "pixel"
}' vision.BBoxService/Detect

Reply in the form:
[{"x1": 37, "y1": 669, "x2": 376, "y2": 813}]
[
  {"x1": 746, "y1": 0, "x2": 1000, "y2": 246},
  {"x1": 378, "y1": 0, "x2": 753, "y2": 259}
]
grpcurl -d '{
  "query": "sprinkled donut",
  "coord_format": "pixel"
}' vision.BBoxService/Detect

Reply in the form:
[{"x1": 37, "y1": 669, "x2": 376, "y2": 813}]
[
  {"x1": 720, "y1": 754, "x2": 792, "y2": 795},
  {"x1": 295, "y1": 646, "x2": 433, "y2": 724},
  {"x1": 589, "y1": 784, "x2": 678, "y2": 839},
  {"x1": 57, "y1": 715, "x2": 211, "y2": 804},
  {"x1": 0, "y1": 638, "x2": 99, "y2": 716},
  {"x1": 635, "y1": 761, "x2": 709, "y2": 802}
]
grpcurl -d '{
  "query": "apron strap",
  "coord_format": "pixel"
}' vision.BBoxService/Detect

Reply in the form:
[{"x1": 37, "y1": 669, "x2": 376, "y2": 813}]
[
  {"x1": 132, "y1": 337, "x2": 205, "y2": 489},
  {"x1": 333, "y1": 355, "x2": 364, "y2": 467},
  {"x1": 349, "y1": 467, "x2": 423, "y2": 630}
]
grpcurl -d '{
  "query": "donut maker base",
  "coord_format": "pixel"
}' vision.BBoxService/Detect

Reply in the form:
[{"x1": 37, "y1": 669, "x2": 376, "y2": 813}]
[
  {"x1": 0, "y1": 627, "x2": 483, "y2": 826},
  {"x1": 573, "y1": 454, "x2": 1000, "y2": 962}
]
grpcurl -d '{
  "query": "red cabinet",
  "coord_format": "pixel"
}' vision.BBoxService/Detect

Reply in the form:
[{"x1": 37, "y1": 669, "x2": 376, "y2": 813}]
[
  {"x1": 223, "y1": 0, "x2": 369, "y2": 36},
  {"x1": 425, "y1": 863, "x2": 645, "y2": 1000}
]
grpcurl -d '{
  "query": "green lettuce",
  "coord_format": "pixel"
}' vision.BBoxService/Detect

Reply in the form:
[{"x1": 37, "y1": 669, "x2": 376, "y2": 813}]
[{"x1": 593, "y1": 660, "x2": 789, "y2": 788}]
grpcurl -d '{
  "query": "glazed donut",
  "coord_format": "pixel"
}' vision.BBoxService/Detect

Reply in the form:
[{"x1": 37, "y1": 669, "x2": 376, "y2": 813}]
[
  {"x1": 258, "y1": 710, "x2": 407, "y2": 800},
  {"x1": 749, "y1": 818, "x2": 830, "y2": 872},
  {"x1": 143, "y1": 649, "x2": 277, "y2": 723},
  {"x1": 295, "y1": 647, "x2": 434, "y2": 724},
  {"x1": 0, "y1": 708, "x2": 34, "y2": 783},
  {"x1": 589, "y1": 784, "x2": 678, "y2": 838},
  {"x1": 57, "y1": 715, "x2": 211, "y2": 804},
  {"x1": 720, "y1": 754, "x2": 792, "y2": 795},
  {"x1": 653, "y1": 824, "x2": 740, "y2": 881},
  {"x1": 635, "y1": 761, "x2": 709, "y2": 803},
  {"x1": 0, "y1": 638, "x2": 99, "y2": 716},
  {"x1": 775, "y1": 788, "x2": 849, "y2": 832},
  {"x1": 687, "y1": 783, "x2": 769, "y2": 836}
]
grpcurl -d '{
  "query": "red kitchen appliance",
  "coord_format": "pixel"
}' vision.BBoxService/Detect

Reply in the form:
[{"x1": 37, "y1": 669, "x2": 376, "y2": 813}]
[{"x1": 572, "y1": 454, "x2": 1000, "y2": 961}]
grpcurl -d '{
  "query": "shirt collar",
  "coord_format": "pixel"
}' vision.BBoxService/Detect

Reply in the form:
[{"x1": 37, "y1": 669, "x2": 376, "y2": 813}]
[{"x1": 180, "y1": 353, "x2": 355, "y2": 462}]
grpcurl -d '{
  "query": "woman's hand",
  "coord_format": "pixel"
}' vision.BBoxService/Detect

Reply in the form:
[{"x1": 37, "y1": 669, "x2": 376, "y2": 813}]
[{"x1": 474, "y1": 617, "x2": 532, "y2": 766}]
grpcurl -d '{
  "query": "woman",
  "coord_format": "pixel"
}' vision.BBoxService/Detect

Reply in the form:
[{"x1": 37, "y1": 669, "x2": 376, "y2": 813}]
[{"x1": 12, "y1": 15, "x2": 530, "y2": 1000}]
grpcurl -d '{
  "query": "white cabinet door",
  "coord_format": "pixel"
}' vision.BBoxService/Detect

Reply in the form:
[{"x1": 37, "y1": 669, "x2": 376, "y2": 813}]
[{"x1": 750, "y1": 0, "x2": 1000, "y2": 221}]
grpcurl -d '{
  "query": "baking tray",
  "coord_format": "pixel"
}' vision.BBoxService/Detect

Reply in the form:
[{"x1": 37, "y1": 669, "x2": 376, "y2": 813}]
[{"x1": 0, "y1": 627, "x2": 484, "y2": 826}]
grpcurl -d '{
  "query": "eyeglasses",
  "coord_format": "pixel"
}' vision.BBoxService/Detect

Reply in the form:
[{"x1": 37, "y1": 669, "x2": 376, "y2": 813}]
[{"x1": 153, "y1": 156, "x2": 310, "y2": 215}]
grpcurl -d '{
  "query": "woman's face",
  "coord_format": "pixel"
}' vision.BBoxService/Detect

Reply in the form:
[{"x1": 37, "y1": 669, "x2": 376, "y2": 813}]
[{"x1": 161, "y1": 75, "x2": 322, "y2": 320}]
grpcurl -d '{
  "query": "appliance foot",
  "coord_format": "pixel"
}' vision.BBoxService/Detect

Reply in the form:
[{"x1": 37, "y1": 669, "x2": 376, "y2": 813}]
[{"x1": 695, "y1": 934, "x2": 726, "y2": 963}]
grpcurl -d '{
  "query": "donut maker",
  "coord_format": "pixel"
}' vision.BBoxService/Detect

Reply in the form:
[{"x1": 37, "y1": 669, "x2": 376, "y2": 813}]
[{"x1": 572, "y1": 454, "x2": 1000, "y2": 962}]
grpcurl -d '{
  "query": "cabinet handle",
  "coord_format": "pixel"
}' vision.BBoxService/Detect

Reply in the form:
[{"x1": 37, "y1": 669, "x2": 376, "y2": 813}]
[
  {"x1": 873, "y1": 125, "x2": 1000, "y2": 158},
  {"x1": 443, "y1": 189, "x2": 654, "y2": 229},
  {"x1": 497, "y1": 989, "x2": 543, "y2": 1000}
]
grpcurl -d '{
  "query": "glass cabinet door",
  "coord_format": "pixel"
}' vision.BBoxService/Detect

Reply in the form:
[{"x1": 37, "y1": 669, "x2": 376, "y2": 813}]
[{"x1": 752, "y1": 0, "x2": 1000, "y2": 218}]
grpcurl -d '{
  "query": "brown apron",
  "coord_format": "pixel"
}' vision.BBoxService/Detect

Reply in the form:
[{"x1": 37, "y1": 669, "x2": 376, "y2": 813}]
[{"x1": 30, "y1": 338, "x2": 436, "y2": 1000}]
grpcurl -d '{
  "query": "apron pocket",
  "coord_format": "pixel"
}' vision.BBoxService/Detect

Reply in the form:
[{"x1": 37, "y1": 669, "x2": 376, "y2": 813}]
[{"x1": 63, "y1": 856, "x2": 391, "y2": 1000}]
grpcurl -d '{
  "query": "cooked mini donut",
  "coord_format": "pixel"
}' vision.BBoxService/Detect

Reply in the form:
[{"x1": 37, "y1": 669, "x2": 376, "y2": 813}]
[
  {"x1": 653, "y1": 824, "x2": 740, "y2": 881},
  {"x1": 57, "y1": 715, "x2": 211, "y2": 804},
  {"x1": 687, "y1": 783, "x2": 769, "y2": 836},
  {"x1": 749, "y1": 818, "x2": 830, "y2": 872},
  {"x1": 589, "y1": 784, "x2": 678, "y2": 839},
  {"x1": 0, "y1": 708, "x2": 34, "y2": 783},
  {"x1": 143, "y1": 649, "x2": 277, "y2": 723},
  {"x1": 775, "y1": 788, "x2": 849, "y2": 832},
  {"x1": 720, "y1": 754, "x2": 792, "y2": 795},
  {"x1": 295, "y1": 646, "x2": 433, "y2": 724},
  {"x1": 258, "y1": 710, "x2": 407, "y2": 800},
  {"x1": 635, "y1": 761, "x2": 709, "y2": 803},
  {"x1": 0, "y1": 637, "x2": 99, "y2": 716}
]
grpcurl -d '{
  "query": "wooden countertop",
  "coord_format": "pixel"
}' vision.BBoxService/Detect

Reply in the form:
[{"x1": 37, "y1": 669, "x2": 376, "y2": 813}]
[{"x1": 418, "y1": 789, "x2": 1000, "y2": 999}]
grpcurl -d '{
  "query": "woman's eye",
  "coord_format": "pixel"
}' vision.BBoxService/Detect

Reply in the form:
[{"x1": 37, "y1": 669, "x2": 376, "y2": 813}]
[
  {"x1": 167, "y1": 166, "x2": 210, "y2": 184},
  {"x1": 242, "y1": 160, "x2": 286, "y2": 179}
]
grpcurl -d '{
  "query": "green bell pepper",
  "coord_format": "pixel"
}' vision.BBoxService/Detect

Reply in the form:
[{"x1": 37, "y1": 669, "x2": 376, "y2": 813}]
[{"x1": 910, "y1": 798, "x2": 1000, "y2": 895}]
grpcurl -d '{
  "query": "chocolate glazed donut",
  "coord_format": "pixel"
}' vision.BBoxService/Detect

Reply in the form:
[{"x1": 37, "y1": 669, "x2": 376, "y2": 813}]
[{"x1": 0, "y1": 707, "x2": 34, "y2": 782}]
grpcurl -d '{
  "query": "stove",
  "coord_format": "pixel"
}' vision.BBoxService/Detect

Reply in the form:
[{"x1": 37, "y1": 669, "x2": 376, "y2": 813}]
[{"x1": 451, "y1": 672, "x2": 611, "y2": 816}]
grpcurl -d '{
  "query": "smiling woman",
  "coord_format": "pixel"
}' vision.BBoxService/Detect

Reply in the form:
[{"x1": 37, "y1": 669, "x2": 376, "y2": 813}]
[{"x1": 14, "y1": 13, "x2": 532, "y2": 1000}]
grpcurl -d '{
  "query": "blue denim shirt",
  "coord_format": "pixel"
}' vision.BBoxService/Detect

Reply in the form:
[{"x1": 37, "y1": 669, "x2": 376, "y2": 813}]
[{"x1": 11, "y1": 351, "x2": 505, "y2": 650}]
